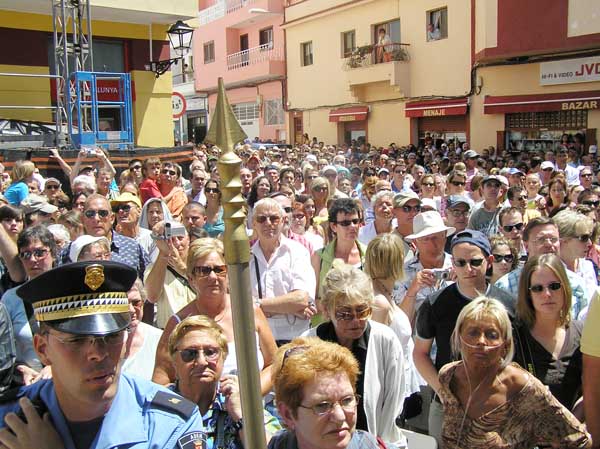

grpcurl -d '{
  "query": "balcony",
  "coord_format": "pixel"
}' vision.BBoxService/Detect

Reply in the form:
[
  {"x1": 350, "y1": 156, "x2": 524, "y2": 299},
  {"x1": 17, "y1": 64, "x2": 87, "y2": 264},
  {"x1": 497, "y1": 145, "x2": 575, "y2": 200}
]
[
  {"x1": 344, "y1": 43, "x2": 411, "y2": 98},
  {"x1": 227, "y1": 43, "x2": 283, "y2": 70},
  {"x1": 199, "y1": 0, "x2": 283, "y2": 27}
]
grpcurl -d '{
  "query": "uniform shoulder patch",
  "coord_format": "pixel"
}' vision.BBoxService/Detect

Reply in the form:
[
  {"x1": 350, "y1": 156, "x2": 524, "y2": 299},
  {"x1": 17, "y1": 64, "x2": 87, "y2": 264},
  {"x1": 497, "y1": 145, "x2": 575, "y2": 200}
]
[
  {"x1": 150, "y1": 390, "x2": 196, "y2": 420},
  {"x1": 177, "y1": 431, "x2": 207, "y2": 449}
]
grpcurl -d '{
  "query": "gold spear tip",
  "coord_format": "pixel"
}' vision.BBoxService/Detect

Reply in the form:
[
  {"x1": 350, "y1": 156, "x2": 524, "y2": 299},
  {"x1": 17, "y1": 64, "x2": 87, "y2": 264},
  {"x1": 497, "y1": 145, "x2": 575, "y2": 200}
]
[{"x1": 204, "y1": 77, "x2": 247, "y2": 152}]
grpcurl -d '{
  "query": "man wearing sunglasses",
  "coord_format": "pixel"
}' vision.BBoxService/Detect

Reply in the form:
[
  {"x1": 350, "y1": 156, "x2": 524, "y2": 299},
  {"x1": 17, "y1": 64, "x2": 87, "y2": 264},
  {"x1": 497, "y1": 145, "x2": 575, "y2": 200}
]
[
  {"x1": 499, "y1": 207, "x2": 527, "y2": 263},
  {"x1": 392, "y1": 192, "x2": 422, "y2": 261},
  {"x1": 414, "y1": 230, "x2": 514, "y2": 446},
  {"x1": 468, "y1": 175, "x2": 507, "y2": 237},
  {"x1": 250, "y1": 198, "x2": 316, "y2": 346},
  {"x1": 0, "y1": 261, "x2": 206, "y2": 448},
  {"x1": 60, "y1": 195, "x2": 149, "y2": 280}
]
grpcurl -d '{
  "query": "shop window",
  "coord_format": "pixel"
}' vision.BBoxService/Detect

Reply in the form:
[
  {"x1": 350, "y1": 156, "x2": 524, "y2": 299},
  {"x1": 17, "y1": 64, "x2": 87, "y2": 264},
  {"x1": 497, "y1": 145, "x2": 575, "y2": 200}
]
[
  {"x1": 259, "y1": 27, "x2": 273, "y2": 50},
  {"x1": 301, "y1": 41, "x2": 313, "y2": 66},
  {"x1": 203, "y1": 41, "x2": 215, "y2": 64},
  {"x1": 506, "y1": 111, "x2": 588, "y2": 130},
  {"x1": 48, "y1": 38, "x2": 124, "y2": 73},
  {"x1": 232, "y1": 102, "x2": 260, "y2": 121},
  {"x1": 427, "y1": 7, "x2": 448, "y2": 41},
  {"x1": 264, "y1": 99, "x2": 284, "y2": 125},
  {"x1": 341, "y1": 30, "x2": 355, "y2": 58}
]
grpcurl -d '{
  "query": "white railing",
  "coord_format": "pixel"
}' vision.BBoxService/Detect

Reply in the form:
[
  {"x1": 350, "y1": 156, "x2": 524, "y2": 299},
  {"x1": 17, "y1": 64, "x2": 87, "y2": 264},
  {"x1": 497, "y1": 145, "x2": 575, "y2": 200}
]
[
  {"x1": 227, "y1": 43, "x2": 283, "y2": 70},
  {"x1": 199, "y1": 0, "x2": 258, "y2": 25}
]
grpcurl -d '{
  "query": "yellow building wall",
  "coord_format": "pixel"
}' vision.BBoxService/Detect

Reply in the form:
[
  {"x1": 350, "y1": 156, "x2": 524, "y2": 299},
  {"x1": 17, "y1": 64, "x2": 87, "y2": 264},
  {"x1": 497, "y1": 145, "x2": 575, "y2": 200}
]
[
  {"x1": 131, "y1": 70, "x2": 174, "y2": 147},
  {"x1": 469, "y1": 62, "x2": 600, "y2": 149},
  {"x1": 0, "y1": 65, "x2": 53, "y2": 122},
  {"x1": 369, "y1": 102, "x2": 409, "y2": 146},
  {"x1": 567, "y1": 0, "x2": 600, "y2": 37},
  {"x1": 301, "y1": 109, "x2": 337, "y2": 144},
  {"x1": 475, "y1": 0, "x2": 497, "y2": 54}
]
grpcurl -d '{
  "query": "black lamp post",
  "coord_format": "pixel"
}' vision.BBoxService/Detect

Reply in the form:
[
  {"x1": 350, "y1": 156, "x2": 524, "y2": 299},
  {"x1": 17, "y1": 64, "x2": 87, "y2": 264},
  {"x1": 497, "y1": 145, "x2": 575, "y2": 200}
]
[{"x1": 146, "y1": 21, "x2": 194, "y2": 78}]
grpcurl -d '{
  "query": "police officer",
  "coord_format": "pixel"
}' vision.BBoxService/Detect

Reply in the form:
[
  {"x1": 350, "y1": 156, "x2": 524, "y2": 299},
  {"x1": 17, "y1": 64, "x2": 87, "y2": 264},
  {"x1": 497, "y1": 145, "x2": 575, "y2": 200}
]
[{"x1": 0, "y1": 261, "x2": 207, "y2": 449}]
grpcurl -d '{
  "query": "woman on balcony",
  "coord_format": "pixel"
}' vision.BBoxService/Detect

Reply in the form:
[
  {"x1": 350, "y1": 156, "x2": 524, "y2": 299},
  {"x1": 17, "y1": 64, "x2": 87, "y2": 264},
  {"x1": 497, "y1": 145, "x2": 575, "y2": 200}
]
[{"x1": 376, "y1": 28, "x2": 392, "y2": 63}]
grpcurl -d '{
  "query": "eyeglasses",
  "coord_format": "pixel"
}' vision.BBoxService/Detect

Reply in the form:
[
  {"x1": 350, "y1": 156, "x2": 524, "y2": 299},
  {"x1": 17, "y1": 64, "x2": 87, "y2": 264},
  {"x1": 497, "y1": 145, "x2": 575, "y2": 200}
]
[
  {"x1": 582, "y1": 200, "x2": 600, "y2": 208},
  {"x1": 451, "y1": 181, "x2": 466, "y2": 187},
  {"x1": 112, "y1": 204, "x2": 132, "y2": 214},
  {"x1": 449, "y1": 209, "x2": 469, "y2": 217},
  {"x1": 336, "y1": 218, "x2": 360, "y2": 227},
  {"x1": 283, "y1": 206, "x2": 293, "y2": 214},
  {"x1": 299, "y1": 394, "x2": 359, "y2": 416},
  {"x1": 48, "y1": 330, "x2": 126, "y2": 350},
  {"x1": 281, "y1": 345, "x2": 309, "y2": 371},
  {"x1": 255, "y1": 214, "x2": 281, "y2": 224},
  {"x1": 84, "y1": 209, "x2": 110, "y2": 219},
  {"x1": 421, "y1": 182, "x2": 435, "y2": 187},
  {"x1": 453, "y1": 258, "x2": 485, "y2": 268},
  {"x1": 529, "y1": 282, "x2": 562, "y2": 293},
  {"x1": 502, "y1": 223, "x2": 523, "y2": 233},
  {"x1": 130, "y1": 165, "x2": 142, "y2": 170},
  {"x1": 162, "y1": 169, "x2": 177, "y2": 176},
  {"x1": 45, "y1": 184, "x2": 60, "y2": 190},
  {"x1": 334, "y1": 305, "x2": 372, "y2": 321},
  {"x1": 493, "y1": 254, "x2": 514, "y2": 263},
  {"x1": 178, "y1": 347, "x2": 221, "y2": 363},
  {"x1": 19, "y1": 248, "x2": 49, "y2": 260},
  {"x1": 575, "y1": 234, "x2": 591, "y2": 243},
  {"x1": 313, "y1": 186, "x2": 328, "y2": 192},
  {"x1": 205, "y1": 187, "x2": 220, "y2": 194},
  {"x1": 192, "y1": 265, "x2": 228, "y2": 278},
  {"x1": 534, "y1": 236, "x2": 559, "y2": 245},
  {"x1": 130, "y1": 299, "x2": 143, "y2": 308},
  {"x1": 400, "y1": 205, "x2": 421, "y2": 213}
]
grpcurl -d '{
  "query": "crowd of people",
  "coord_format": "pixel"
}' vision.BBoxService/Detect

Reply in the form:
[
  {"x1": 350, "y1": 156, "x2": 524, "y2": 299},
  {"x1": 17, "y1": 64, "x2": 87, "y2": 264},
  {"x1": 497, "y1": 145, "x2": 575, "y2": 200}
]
[{"x1": 0, "y1": 136, "x2": 598, "y2": 448}]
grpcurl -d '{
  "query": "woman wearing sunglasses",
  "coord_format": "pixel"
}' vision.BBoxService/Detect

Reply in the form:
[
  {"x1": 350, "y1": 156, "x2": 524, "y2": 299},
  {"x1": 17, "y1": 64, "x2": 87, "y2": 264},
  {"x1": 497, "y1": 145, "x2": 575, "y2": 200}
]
[
  {"x1": 553, "y1": 209, "x2": 598, "y2": 294},
  {"x1": 289, "y1": 200, "x2": 324, "y2": 251},
  {"x1": 203, "y1": 179, "x2": 224, "y2": 238},
  {"x1": 513, "y1": 254, "x2": 586, "y2": 417},
  {"x1": 310, "y1": 176, "x2": 332, "y2": 220},
  {"x1": 303, "y1": 264, "x2": 407, "y2": 446},
  {"x1": 488, "y1": 236, "x2": 518, "y2": 285},
  {"x1": 168, "y1": 315, "x2": 281, "y2": 449},
  {"x1": 153, "y1": 238, "x2": 277, "y2": 396}
]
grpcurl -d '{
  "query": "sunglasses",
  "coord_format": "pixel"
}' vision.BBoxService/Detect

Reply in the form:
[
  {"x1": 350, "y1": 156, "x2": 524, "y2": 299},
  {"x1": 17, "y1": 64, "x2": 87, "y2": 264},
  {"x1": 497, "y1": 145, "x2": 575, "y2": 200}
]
[
  {"x1": 502, "y1": 223, "x2": 524, "y2": 233},
  {"x1": 307, "y1": 175, "x2": 318, "y2": 180},
  {"x1": 192, "y1": 265, "x2": 228, "y2": 277},
  {"x1": 84, "y1": 209, "x2": 110, "y2": 219},
  {"x1": 394, "y1": 170, "x2": 406, "y2": 175},
  {"x1": 334, "y1": 306, "x2": 372, "y2": 321},
  {"x1": 336, "y1": 218, "x2": 360, "y2": 227},
  {"x1": 130, "y1": 299, "x2": 143, "y2": 308},
  {"x1": 542, "y1": 168, "x2": 554, "y2": 172},
  {"x1": 400, "y1": 205, "x2": 421, "y2": 213},
  {"x1": 581, "y1": 173, "x2": 593, "y2": 178},
  {"x1": 517, "y1": 195, "x2": 528, "y2": 201},
  {"x1": 582, "y1": 200, "x2": 600, "y2": 208},
  {"x1": 45, "y1": 184, "x2": 60, "y2": 190},
  {"x1": 19, "y1": 248, "x2": 49, "y2": 260},
  {"x1": 112, "y1": 204, "x2": 132, "y2": 213},
  {"x1": 205, "y1": 187, "x2": 220, "y2": 194},
  {"x1": 256, "y1": 214, "x2": 281, "y2": 224},
  {"x1": 130, "y1": 165, "x2": 142, "y2": 170},
  {"x1": 575, "y1": 234, "x2": 591, "y2": 242},
  {"x1": 162, "y1": 169, "x2": 177, "y2": 176},
  {"x1": 421, "y1": 182, "x2": 435, "y2": 187},
  {"x1": 292, "y1": 213, "x2": 306, "y2": 220},
  {"x1": 453, "y1": 258, "x2": 485, "y2": 268},
  {"x1": 451, "y1": 181, "x2": 466, "y2": 187},
  {"x1": 493, "y1": 254, "x2": 514, "y2": 263},
  {"x1": 529, "y1": 282, "x2": 562, "y2": 293},
  {"x1": 178, "y1": 347, "x2": 221, "y2": 363},
  {"x1": 313, "y1": 186, "x2": 328, "y2": 192}
]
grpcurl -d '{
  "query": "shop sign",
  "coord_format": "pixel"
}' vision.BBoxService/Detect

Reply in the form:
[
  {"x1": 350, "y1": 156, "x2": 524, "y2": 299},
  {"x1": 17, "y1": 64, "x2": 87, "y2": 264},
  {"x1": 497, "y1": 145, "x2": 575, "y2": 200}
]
[
  {"x1": 561, "y1": 100, "x2": 598, "y2": 110},
  {"x1": 540, "y1": 56, "x2": 600, "y2": 86},
  {"x1": 423, "y1": 109, "x2": 446, "y2": 116},
  {"x1": 339, "y1": 115, "x2": 356, "y2": 121}
]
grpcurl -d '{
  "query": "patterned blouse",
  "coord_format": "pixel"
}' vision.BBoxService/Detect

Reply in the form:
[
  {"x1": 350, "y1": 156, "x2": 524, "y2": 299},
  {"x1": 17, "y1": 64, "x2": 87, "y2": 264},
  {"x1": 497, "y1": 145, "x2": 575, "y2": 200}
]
[{"x1": 438, "y1": 361, "x2": 591, "y2": 449}]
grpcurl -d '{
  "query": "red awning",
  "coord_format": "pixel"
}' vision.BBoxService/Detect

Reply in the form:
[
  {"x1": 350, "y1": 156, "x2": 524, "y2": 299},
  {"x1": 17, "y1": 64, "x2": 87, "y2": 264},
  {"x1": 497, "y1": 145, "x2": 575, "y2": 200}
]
[
  {"x1": 405, "y1": 98, "x2": 468, "y2": 118},
  {"x1": 484, "y1": 91, "x2": 600, "y2": 114},
  {"x1": 329, "y1": 106, "x2": 369, "y2": 122}
]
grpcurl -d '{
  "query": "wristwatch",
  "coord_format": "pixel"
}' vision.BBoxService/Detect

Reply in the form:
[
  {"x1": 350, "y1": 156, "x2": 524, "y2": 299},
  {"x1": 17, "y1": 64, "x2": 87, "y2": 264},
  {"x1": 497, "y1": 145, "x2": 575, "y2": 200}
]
[{"x1": 232, "y1": 418, "x2": 244, "y2": 433}]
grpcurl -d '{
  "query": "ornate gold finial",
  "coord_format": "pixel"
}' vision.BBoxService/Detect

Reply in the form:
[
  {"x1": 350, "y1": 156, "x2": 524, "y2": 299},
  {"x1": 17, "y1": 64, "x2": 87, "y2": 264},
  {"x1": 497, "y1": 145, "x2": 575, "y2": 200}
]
[
  {"x1": 205, "y1": 78, "x2": 247, "y2": 153},
  {"x1": 84, "y1": 264, "x2": 105, "y2": 291}
]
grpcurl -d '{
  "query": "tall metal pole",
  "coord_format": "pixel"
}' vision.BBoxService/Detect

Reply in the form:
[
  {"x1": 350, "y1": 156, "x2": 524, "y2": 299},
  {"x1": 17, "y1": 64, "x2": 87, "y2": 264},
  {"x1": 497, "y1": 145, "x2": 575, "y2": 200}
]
[{"x1": 205, "y1": 78, "x2": 266, "y2": 449}]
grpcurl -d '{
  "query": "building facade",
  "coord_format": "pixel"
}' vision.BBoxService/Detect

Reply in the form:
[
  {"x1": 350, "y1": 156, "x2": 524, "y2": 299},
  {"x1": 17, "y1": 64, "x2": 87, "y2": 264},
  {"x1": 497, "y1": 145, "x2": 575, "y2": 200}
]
[
  {"x1": 195, "y1": 0, "x2": 287, "y2": 143},
  {"x1": 0, "y1": 0, "x2": 197, "y2": 148},
  {"x1": 284, "y1": 0, "x2": 600, "y2": 151}
]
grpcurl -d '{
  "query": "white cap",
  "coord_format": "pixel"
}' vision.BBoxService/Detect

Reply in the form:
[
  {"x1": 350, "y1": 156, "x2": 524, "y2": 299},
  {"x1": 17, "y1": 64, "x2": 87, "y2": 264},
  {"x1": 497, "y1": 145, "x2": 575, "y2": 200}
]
[
  {"x1": 540, "y1": 161, "x2": 554, "y2": 170},
  {"x1": 69, "y1": 235, "x2": 110, "y2": 262}
]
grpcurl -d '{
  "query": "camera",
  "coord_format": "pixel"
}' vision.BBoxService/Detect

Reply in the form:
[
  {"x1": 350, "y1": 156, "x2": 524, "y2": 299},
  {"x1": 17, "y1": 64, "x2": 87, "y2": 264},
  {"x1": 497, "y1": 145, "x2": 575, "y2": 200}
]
[
  {"x1": 163, "y1": 221, "x2": 186, "y2": 239},
  {"x1": 82, "y1": 146, "x2": 95, "y2": 156},
  {"x1": 431, "y1": 268, "x2": 450, "y2": 281}
]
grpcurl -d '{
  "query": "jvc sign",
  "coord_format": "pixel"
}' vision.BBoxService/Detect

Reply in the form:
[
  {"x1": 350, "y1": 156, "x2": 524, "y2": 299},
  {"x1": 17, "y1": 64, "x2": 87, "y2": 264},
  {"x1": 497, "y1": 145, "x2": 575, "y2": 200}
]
[{"x1": 540, "y1": 56, "x2": 600, "y2": 86}]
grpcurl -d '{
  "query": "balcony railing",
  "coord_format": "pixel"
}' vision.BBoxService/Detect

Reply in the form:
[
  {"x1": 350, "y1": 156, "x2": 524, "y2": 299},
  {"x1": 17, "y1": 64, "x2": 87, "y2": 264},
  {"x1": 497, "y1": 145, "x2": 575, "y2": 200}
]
[
  {"x1": 227, "y1": 43, "x2": 283, "y2": 70},
  {"x1": 343, "y1": 43, "x2": 410, "y2": 70},
  {"x1": 199, "y1": 0, "x2": 258, "y2": 25}
]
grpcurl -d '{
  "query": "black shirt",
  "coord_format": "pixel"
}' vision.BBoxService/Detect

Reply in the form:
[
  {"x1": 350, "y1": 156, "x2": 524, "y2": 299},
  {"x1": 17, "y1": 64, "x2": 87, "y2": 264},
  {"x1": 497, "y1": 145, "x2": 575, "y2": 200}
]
[
  {"x1": 416, "y1": 283, "x2": 515, "y2": 371},
  {"x1": 513, "y1": 321, "x2": 583, "y2": 409},
  {"x1": 66, "y1": 416, "x2": 104, "y2": 449},
  {"x1": 317, "y1": 321, "x2": 370, "y2": 432}
]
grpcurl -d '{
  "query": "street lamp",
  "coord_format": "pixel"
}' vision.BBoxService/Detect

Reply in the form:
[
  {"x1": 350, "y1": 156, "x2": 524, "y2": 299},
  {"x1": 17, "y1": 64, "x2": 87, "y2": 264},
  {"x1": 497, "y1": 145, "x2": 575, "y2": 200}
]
[{"x1": 146, "y1": 20, "x2": 194, "y2": 78}]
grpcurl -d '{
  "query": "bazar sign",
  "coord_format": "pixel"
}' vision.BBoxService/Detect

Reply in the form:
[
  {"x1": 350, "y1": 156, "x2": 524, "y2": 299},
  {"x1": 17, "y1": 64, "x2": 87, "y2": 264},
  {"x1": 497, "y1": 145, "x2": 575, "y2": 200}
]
[
  {"x1": 561, "y1": 100, "x2": 598, "y2": 110},
  {"x1": 540, "y1": 56, "x2": 600, "y2": 86}
]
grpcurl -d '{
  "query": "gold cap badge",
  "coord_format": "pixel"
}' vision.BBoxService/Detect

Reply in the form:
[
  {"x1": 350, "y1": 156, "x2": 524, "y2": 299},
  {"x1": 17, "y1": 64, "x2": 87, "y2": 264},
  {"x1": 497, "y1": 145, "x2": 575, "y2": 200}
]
[{"x1": 84, "y1": 264, "x2": 105, "y2": 291}]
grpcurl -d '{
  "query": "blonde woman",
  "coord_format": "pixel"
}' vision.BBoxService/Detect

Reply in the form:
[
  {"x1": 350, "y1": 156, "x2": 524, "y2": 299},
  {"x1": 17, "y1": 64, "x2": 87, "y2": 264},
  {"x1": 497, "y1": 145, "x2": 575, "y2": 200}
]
[{"x1": 4, "y1": 160, "x2": 35, "y2": 206}]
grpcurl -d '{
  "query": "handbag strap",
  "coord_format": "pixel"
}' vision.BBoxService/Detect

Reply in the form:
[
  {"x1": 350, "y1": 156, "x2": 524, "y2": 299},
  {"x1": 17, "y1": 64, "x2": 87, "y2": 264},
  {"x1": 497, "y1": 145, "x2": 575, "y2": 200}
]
[
  {"x1": 253, "y1": 255, "x2": 262, "y2": 299},
  {"x1": 214, "y1": 411, "x2": 227, "y2": 449},
  {"x1": 166, "y1": 265, "x2": 195, "y2": 295}
]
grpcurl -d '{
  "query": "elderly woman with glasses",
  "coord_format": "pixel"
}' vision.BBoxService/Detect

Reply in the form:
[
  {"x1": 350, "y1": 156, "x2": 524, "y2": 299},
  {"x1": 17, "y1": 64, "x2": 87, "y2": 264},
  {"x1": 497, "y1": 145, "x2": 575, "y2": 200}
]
[
  {"x1": 153, "y1": 238, "x2": 277, "y2": 396},
  {"x1": 439, "y1": 296, "x2": 590, "y2": 449},
  {"x1": 168, "y1": 315, "x2": 281, "y2": 449},
  {"x1": 270, "y1": 337, "x2": 397, "y2": 449},
  {"x1": 553, "y1": 209, "x2": 598, "y2": 294},
  {"x1": 514, "y1": 254, "x2": 586, "y2": 415},
  {"x1": 303, "y1": 263, "x2": 406, "y2": 446}
]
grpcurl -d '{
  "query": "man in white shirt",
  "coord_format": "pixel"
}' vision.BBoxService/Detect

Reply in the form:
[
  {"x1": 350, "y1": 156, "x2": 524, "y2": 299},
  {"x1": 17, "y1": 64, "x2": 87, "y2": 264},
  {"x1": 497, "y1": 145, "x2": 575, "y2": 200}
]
[{"x1": 250, "y1": 198, "x2": 317, "y2": 345}]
